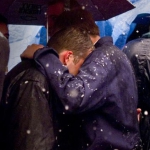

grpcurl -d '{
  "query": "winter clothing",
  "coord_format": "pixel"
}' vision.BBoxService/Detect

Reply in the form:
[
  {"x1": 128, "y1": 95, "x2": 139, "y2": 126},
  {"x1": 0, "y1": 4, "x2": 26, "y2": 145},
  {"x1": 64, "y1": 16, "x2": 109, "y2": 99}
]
[
  {"x1": 123, "y1": 38, "x2": 150, "y2": 150},
  {"x1": 33, "y1": 36, "x2": 142, "y2": 150},
  {"x1": 0, "y1": 60, "x2": 56, "y2": 150},
  {"x1": 0, "y1": 32, "x2": 9, "y2": 101}
]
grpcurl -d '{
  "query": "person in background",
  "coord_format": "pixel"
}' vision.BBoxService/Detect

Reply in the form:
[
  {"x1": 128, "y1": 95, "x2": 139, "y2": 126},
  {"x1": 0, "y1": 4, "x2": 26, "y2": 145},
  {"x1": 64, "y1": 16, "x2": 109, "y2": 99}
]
[
  {"x1": 0, "y1": 33, "x2": 9, "y2": 102},
  {"x1": 0, "y1": 14, "x2": 10, "y2": 101},
  {"x1": 46, "y1": 0, "x2": 80, "y2": 37},
  {"x1": 0, "y1": 14, "x2": 9, "y2": 39},
  {"x1": 21, "y1": 9, "x2": 142, "y2": 150},
  {"x1": 123, "y1": 38, "x2": 150, "y2": 150}
]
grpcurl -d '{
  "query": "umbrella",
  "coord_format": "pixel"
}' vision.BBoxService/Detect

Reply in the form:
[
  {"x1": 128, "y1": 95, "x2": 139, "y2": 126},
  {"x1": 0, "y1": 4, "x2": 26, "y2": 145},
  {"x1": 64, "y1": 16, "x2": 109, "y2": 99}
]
[
  {"x1": 0, "y1": 0, "x2": 48, "y2": 25},
  {"x1": 77, "y1": 0, "x2": 135, "y2": 21},
  {"x1": 0, "y1": 0, "x2": 135, "y2": 25}
]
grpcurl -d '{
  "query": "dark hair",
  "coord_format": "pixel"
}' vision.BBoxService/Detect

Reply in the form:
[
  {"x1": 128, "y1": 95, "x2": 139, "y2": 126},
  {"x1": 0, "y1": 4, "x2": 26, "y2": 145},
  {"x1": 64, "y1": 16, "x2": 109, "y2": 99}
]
[
  {"x1": 0, "y1": 14, "x2": 8, "y2": 25},
  {"x1": 52, "y1": 9, "x2": 100, "y2": 36},
  {"x1": 48, "y1": 26, "x2": 94, "y2": 60}
]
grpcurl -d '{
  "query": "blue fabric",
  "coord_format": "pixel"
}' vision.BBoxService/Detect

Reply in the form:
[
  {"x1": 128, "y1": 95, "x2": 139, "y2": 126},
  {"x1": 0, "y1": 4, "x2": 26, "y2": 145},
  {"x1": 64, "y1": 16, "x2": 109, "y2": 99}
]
[
  {"x1": 39, "y1": 27, "x2": 47, "y2": 46},
  {"x1": 33, "y1": 36, "x2": 141, "y2": 150}
]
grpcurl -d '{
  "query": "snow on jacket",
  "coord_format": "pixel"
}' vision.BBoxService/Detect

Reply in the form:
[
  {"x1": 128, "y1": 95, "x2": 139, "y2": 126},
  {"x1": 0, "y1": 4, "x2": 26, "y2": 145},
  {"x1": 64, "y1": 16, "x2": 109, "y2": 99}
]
[{"x1": 33, "y1": 36, "x2": 142, "y2": 150}]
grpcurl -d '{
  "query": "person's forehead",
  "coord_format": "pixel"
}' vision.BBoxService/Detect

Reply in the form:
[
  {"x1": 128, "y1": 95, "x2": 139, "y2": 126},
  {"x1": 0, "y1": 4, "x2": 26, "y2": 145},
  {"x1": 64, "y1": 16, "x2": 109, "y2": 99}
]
[{"x1": 47, "y1": 2, "x2": 64, "y2": 16}]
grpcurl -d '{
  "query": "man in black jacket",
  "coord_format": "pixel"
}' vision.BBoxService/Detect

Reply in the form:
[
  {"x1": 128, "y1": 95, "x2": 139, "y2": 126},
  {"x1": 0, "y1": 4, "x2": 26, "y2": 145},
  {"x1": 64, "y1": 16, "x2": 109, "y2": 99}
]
[
  {"x1": 123, "y1": 38, "x2": 150, "y2": 150},
  {"x1": 0, "y1": 13, "x2": 55, "y2": 150},
  {"x1": 0, "y1": 59, "x2": 56, "y2": 150},
  {"x1": 0, "y1": 14, "x2": 9, "y2": 39},
  {"x1": 0, "y1": 33, "x2": 9, "y2": 102}
]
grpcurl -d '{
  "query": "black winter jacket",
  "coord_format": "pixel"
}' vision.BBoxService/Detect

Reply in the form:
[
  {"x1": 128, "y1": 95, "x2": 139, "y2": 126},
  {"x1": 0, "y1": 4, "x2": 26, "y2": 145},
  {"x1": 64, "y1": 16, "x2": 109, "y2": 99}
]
[
  {"x1": 123, "y1": 38, "x2": 150, "y2": 150},
  {"x1": 0, "y1": 60, "x2": 56, "y2": 150}
]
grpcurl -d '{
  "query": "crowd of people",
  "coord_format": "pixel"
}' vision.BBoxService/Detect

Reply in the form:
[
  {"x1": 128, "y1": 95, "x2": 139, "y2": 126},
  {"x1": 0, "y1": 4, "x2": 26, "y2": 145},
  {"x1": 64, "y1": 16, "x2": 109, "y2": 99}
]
[{"x1": 0, "y1": 0, "x2": 149, "y2": 150}]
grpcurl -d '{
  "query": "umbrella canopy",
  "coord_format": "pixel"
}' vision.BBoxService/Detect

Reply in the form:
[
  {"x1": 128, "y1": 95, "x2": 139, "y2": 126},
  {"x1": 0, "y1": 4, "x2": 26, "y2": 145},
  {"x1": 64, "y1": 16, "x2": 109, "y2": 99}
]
[
  {"x1": 77, "y1": 0, "x2": 135, "y2": 21},
  {"x1": 0, "y1": 0, "x2": 135, "y2": 25},
  {"x1": 0, "y1": 0, "x2": 49, "y2": 25}
]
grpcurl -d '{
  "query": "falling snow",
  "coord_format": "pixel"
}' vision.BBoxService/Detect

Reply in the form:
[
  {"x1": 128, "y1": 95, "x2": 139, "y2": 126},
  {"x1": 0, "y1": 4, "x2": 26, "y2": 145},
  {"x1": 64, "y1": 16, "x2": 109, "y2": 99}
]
[
  {"x1": 46, "y1": 63, "x2": 49, "y2": 67},
  {"x1": 68, "y1": 89, "x2": 79, "y2": 98},
  {"x1": 65, "y1": 105, "x2": 69, "y2": 110},
  {"x1": 26, "y1": 130, "x2": 31, "y2": 134},
  {"x1": 144, "y1": 111, "x2": 148, "y2": 115},
  {"x1": 42, "y1": 88, "x2": 46, "y2": 92},
  {"x1": 25, "y1": 81, "x2": 28, "y2": 84}
]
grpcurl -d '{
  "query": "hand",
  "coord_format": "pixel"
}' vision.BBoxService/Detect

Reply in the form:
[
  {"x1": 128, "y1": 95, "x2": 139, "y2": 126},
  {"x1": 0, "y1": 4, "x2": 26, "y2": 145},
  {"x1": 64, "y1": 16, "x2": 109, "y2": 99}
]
[
  {"x1": 20, "y1": 44, "x2": 44, "y2": 59},
  {"x1": 137, "y1": 108, "x2": 142, "y2": 122}
]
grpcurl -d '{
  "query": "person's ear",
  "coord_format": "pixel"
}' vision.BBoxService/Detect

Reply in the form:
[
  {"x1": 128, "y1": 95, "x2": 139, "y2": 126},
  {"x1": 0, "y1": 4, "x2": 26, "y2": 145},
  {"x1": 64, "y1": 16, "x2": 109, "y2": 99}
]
[{"x1": 64, "y1": 51, "x2": 73, "y2": 65}]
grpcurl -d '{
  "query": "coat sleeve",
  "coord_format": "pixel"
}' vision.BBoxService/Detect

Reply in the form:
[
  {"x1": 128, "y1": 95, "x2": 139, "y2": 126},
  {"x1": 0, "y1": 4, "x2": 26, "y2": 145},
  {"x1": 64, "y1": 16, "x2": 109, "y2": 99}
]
[
  {"x1": 34, "y1": 48, "x2": 107, "y2": 113},
  {"x1": 3, "y1": 73, "x2": 55, "y2": 150}
]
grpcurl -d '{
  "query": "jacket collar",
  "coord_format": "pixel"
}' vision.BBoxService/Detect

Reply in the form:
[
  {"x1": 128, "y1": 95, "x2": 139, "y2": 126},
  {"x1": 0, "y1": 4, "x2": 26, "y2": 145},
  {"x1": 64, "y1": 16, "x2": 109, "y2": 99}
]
[{"x1": 95, "y1": 36, "x2": 113, "y2": 48}]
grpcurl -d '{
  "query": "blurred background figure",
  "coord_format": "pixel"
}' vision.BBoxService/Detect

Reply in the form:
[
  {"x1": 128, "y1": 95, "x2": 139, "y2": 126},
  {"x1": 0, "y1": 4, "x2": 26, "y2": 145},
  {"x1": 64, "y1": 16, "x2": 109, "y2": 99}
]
[
  {"x1": 0, "y1": 33, "x2": 9, "y2": 102},
  {"x1": 123, "y1": 37, "x2": 150, "y2": 150},
  {"x1": 0, "y1": 14, "x2": 9, "y2": 39},
  {"x1": 46, "y1": 0, "x2": 80, "y2": 38},
  {"x1": 123, "y1": 13, "x2": 150, "y2": 150},
  {"x1": 0, "y1": 14, "x2": 10, "y2": 101}
]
